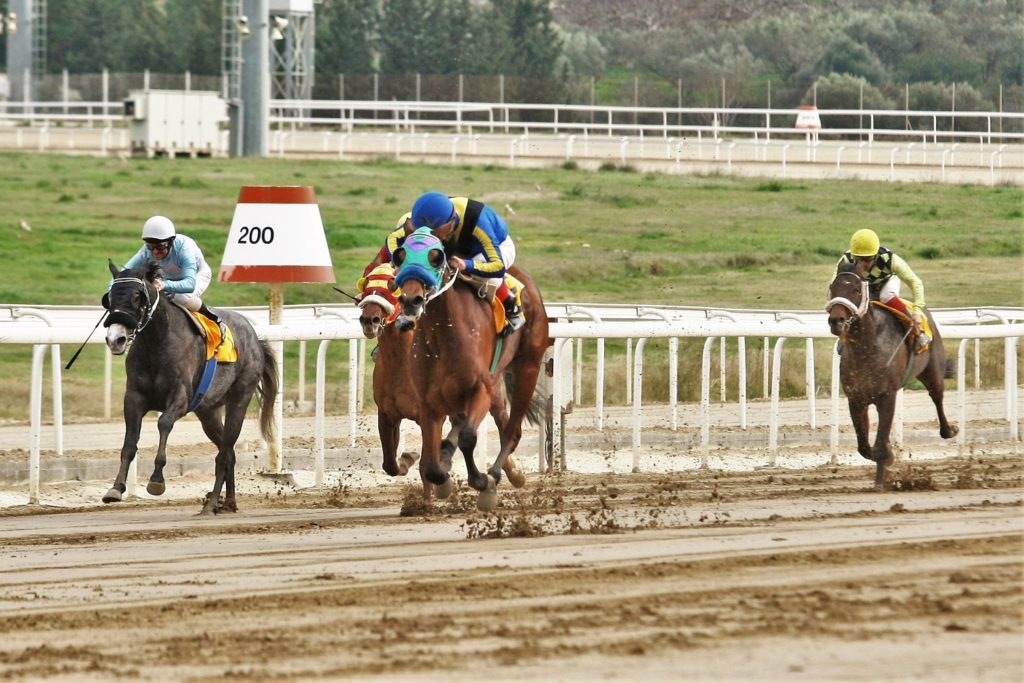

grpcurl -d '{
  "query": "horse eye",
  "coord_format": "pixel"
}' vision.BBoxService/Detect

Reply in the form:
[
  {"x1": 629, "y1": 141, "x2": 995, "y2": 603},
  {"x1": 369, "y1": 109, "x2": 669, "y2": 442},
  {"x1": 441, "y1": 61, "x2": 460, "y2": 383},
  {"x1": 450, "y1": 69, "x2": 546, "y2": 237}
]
[
  {"x1": 393, "y1": 249, "x2": 406, "y2": 266},
  {"x1": 428, "y1": 249, "x2": 444, "y2": 267}
]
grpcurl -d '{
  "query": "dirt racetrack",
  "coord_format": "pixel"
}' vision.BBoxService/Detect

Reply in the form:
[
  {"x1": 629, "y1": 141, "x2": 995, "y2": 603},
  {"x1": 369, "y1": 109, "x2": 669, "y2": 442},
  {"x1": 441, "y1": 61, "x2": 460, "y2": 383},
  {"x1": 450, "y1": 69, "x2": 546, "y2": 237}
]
[{"x1": 0, "y1": 439, "x2": 1021, "y2": 682}]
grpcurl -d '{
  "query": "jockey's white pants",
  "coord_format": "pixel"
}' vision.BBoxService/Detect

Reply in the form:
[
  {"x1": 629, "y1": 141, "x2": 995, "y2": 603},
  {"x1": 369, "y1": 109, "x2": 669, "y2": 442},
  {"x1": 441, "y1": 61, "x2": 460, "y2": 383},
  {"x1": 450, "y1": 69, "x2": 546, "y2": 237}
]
[
  {"x1": 167, "y1": 266, "x2": 212, "y2": 312},
  {"x1": 468, "y1": 236, "x2": 516, "y2": 271},
  {"x1": 879, "y1": 276, "x2": 901, "y2": 303}
]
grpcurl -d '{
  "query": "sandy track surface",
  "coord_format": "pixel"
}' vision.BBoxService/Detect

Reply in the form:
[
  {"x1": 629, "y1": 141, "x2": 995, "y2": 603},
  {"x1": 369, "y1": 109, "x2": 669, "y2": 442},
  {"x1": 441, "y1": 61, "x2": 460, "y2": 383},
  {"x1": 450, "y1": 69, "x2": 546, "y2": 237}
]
[{"x1": 0, "y1": 450, "x2": 1020, "y2": 682}]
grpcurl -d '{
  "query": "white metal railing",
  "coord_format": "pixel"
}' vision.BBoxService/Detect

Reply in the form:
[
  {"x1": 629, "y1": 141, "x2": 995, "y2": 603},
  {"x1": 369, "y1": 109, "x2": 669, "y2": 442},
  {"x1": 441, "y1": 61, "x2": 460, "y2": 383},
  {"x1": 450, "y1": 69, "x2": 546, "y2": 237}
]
[
  {"x1": 2, "y1": 303, "x2": 1021, "y2": 505},
  {"x1": 2, "y1": 98, "x2": 1022, "y2": 147}
]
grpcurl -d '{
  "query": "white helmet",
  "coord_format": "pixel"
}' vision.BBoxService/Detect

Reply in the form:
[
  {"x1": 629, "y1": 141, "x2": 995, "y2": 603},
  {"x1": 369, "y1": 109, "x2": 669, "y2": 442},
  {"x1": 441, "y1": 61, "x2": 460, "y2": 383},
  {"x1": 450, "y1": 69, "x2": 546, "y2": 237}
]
[{"x1": 142, "y1": 215, "x2": 176, "y2": 241}]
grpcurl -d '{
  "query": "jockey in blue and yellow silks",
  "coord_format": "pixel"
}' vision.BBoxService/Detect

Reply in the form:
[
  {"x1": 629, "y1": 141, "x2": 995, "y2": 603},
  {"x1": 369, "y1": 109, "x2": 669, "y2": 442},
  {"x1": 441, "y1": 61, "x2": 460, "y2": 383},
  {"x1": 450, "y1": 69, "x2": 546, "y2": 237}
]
[{"x1": 358, "y1": 192, "x2": 524, "y2": 331}]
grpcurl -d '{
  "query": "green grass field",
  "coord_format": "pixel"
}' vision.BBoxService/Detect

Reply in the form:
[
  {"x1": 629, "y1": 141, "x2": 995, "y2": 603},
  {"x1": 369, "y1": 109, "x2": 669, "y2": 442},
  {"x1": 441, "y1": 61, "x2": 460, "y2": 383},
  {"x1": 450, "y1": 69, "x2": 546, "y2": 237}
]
[{"x1": 1, "y1": 152, "x2": 1021, "y2": 421}]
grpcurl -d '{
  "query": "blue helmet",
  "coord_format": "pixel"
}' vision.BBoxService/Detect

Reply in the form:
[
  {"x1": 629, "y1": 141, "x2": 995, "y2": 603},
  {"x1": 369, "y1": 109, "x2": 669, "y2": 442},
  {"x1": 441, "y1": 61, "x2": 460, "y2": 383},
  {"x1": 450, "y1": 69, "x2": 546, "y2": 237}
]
[{"x1": 411, "y1": 192, "x2": 455, "y2": 229}]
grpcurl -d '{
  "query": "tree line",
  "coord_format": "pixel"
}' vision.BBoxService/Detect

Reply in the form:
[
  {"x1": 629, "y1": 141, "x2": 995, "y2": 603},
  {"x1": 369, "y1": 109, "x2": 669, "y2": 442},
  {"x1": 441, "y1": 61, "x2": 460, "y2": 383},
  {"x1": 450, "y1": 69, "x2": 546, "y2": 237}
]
[{"x1": 1, "y1": 0, "x2": 1020, "y2": 111}]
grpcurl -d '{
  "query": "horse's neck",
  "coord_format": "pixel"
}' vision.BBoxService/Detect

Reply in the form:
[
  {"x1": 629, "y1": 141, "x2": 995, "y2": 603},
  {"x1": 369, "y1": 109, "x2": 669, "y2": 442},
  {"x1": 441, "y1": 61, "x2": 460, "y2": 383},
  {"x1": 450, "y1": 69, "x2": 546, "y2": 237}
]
[
  {"x1": 134, "y1": 302, "x2": 199, "y2": 365},
  {"x1": 422, "y1": 286, "x2": 491, "y2": 351},
  {"x1": 848, "y1": 307, "x2": 901, "y2": 354}
]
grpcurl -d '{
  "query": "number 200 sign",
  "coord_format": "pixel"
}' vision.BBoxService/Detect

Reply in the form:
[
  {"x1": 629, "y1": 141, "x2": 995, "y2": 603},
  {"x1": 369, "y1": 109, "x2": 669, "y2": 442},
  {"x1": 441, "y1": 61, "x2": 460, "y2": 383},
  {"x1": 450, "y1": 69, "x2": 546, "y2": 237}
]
[
  {"x1": 237, "y1": 225, "x2": 275, "y2": 244},
  {"x1": 219, "y1": 186, "x2": 335, "y2": 284}
]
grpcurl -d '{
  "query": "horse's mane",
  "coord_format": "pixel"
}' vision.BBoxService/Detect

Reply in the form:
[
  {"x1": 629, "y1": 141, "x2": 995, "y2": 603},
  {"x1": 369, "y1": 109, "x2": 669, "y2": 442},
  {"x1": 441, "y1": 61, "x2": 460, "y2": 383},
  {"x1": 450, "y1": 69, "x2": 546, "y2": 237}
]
[
  {"x1": 119, "y1": 262, "x2": 162, "y2": 282},
  {"x1": 836, "y1": 258, "x2": 859, "y2": 276}
]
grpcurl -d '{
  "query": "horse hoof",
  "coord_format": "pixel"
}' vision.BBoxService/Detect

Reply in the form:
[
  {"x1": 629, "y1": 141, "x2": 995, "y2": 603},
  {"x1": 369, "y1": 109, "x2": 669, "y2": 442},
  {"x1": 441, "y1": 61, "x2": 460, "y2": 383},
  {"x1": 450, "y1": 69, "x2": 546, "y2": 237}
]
[
  {"x1": 146, "y1": 480, "x2": 166, "y2": 496},
  {"x1": 398, "y1": 452, "x2": 418, "y2": 476},
  {"x1": 101, "y1": 488, "x2": 122, "y2": 504},
  {"x1": 874, "y1": 462, "x2": 887, "y2": 489},
  {"x1": 477, "y1": 476, "x2": 499, "y2": 512},
  {"x1": 435, "y1": 477, "x2": 454, "y2": 499},
  {"x1": 506, "y1": 468, "x2": 526, "y2": 489},
  {"x1": 942, "y1": 426, "x2": 959, "y2": 439}
]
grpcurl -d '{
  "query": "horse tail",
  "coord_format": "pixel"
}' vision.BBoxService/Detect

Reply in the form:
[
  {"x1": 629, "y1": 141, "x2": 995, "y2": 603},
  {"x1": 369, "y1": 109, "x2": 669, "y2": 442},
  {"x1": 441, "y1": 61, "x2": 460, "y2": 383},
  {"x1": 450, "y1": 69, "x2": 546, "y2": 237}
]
[
  {"x1": 503, "y1": 371, "x2": 549, "y2": 427},
  {"x1": 256, "y1": 340, "x2": 279, "y2": 443}
]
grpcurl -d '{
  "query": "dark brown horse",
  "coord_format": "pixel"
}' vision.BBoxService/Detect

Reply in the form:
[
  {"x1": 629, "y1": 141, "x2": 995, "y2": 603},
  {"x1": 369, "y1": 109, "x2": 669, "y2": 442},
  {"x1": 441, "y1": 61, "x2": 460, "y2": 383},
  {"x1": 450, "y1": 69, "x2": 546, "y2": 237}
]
[
  {"x1": 826, "y1": 260, "x2": 957, "y2": 487},
  {"x1": 358, "y1": 266, "x2": 529, "y2": 498},
  {"x1": 102, "y1": 261, "x2": 278, "y2": 514},
  {"x1": 393, "y1": 230, "x2": 548, "y2": 510}
]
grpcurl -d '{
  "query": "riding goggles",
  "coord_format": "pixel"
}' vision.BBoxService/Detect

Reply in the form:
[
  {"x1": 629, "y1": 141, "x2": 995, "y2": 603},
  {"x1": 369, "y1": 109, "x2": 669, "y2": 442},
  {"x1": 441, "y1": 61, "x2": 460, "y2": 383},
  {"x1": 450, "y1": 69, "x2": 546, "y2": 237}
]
[{"x1": 144, "y1": 238, "x2": 174, "y2": 251}]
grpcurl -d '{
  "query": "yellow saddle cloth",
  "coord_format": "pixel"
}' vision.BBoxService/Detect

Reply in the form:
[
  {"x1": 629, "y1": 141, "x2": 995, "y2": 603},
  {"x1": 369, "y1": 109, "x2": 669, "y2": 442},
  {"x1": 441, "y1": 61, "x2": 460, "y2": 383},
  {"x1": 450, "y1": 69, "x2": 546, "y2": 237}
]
[{"x1": 190, "y1": 312, "x2": 238, "y2": 363}]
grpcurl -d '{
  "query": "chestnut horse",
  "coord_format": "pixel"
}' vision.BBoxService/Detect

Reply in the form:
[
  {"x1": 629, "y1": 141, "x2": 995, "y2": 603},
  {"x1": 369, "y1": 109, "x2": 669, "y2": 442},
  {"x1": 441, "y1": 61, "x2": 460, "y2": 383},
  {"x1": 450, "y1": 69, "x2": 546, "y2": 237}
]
[
  {"x1": 392, "y1": 229, "x2": 548, "y2": 510},
  {"x1": 356, "y1": 266, "x2": 420, "y2": 478},
  {"x1": 826, "y1": 260, "x2": 958, "y2": 487},
  {"x1": 356, "y1": 266, "x2": 527, "y2": 497}
]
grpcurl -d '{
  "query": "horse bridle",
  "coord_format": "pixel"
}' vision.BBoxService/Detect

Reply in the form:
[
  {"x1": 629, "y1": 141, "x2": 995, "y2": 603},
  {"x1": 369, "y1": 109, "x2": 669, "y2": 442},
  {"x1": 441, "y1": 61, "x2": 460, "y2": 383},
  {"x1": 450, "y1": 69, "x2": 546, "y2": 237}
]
[
  {"x1": 105, "y1": 276, "x2": 160, "y2": 345},
  {"x1": 825, "y1": 273, "x2": 870, "y2": 332}
]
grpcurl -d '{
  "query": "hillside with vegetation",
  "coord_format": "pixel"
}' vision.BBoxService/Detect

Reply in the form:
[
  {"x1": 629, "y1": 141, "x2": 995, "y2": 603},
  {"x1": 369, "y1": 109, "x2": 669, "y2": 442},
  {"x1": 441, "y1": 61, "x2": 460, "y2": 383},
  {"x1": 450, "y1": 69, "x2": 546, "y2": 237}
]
[{"x1": 1, "y1": 0, "x2": 1020, "y2": 111}]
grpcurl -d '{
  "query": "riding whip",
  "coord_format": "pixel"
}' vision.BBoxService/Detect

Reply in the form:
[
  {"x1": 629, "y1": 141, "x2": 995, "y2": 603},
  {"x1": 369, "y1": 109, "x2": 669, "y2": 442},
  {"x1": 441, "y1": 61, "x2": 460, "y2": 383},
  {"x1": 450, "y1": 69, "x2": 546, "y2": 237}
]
[
  {"x1": 332, "y1": 286, "x2": 359, "y2": 302},
  {"x1": 65, "y1": 310, "x2": 107, "y2": 370}
]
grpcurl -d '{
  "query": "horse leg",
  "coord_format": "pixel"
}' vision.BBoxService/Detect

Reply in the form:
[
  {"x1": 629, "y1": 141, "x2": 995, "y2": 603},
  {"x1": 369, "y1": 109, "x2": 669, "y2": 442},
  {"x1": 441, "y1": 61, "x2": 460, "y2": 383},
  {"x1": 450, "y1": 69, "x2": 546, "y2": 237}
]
[
  {"x1": 203, "y1": 401, "x2": 246, "y2": 515},
  {"x1": 103, "y1": 391, "x2": 145, "y2": 503},
  {"x1": 460, "y1": 389, "x2": 494, "y2": 495},
  {"x1": 379, "y1": 412, "x2": 402, "y2": 476},
  {"x1": 189, "y1": 407, "x2": 225, "y2": 498},
  {"x1": 486, "y1": 394, "x2": 525, "y2": 489},
  {"x1": 418, "y1": 412, "x2": 448, "y2": 498},
  {"x1": 488, "y1": 361, "x2": 543, "y2": 492},
  {"x1": 147, "y1": 402, "x2": 187, "y2": 497},
  {"x1": 848, "y1": 398, "x2": 873, "y2": 461},
  {"x1": 425, "y1": 419, "x2": 461, "y2": 499},
  {"x1": 919, "y1": 353, "x2": 959, "y2": 440},
  {"x1": 871, "y1": 393, "x2": 898, "y2": 488}
]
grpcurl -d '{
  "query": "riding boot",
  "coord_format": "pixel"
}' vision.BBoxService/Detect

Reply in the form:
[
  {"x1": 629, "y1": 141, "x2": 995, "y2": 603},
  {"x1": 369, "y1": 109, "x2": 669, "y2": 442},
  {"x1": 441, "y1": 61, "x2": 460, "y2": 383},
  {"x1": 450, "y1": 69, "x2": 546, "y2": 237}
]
[
  {"x1": 502, "y1": 295, "x2": 525, "y2": 333},
  {"x1": 198, "y1": 302, "x2": 220, "y2": 324},
  {"x1": 914, "y1": 325, "x2": 931, "y2": 352},
  {"x1": 199, "y1": 303, "x2": 227, "y2": 340}
]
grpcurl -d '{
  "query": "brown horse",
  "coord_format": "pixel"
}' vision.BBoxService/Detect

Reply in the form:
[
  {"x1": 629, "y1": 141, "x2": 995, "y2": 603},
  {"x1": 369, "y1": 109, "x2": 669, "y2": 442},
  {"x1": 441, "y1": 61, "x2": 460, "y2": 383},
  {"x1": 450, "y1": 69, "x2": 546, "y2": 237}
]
[
  {"x1": 358, "y1": 294, "x2": 420, "y2": 478},
  {"x1": 393, "y1": 230, "x2": 548, "y2": 510},
  {"x1": 356, "y1": 266, "x2": 526, "y2": 496},
  {"x1": 826, "y1": 260, "x2": 958, "y2": 487}
]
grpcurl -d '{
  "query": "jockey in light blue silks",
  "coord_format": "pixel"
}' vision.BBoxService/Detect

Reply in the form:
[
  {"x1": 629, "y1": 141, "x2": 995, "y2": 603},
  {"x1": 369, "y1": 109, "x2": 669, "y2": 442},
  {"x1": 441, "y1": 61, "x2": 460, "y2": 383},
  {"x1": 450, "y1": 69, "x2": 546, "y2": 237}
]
[{"x1": 119, "y1": 215, "x2": 219, "y2": 325}]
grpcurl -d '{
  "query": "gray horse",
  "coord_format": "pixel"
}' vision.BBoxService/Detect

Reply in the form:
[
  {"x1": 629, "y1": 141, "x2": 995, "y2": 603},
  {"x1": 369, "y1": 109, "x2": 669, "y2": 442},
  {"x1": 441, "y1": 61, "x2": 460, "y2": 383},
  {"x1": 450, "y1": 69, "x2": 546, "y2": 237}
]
[
  {"x1": 827, "y1": 260, "x2": 958, "y2": 487},
  {"x1": 101, "y1": 260, "x2": 278, "y2": 514}
]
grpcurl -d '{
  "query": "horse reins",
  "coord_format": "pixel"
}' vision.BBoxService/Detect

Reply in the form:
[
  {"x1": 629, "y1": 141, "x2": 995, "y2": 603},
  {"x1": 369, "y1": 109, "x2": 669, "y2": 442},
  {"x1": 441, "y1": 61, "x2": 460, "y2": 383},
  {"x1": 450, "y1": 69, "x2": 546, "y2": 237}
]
[{"x1": 422, "y1": 263, "x2": 458, "y2": 306}]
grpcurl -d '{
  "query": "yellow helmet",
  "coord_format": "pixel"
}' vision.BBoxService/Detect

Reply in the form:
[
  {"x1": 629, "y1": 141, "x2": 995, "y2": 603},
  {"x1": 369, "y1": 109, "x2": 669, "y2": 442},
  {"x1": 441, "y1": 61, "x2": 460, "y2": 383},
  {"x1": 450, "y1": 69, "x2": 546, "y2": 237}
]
[{"x1": 849, "y1": 229, "x2": 880, "y2": 257}]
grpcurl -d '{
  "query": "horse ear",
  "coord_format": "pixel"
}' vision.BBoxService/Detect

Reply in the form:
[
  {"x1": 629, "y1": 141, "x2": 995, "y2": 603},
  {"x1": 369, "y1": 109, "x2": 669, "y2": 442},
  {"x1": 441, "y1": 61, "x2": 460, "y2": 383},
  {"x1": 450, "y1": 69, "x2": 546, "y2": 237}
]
[
  {"x1": 108, "y1": 258, "x2": 120, "y2": 277},
  {"x1": 101, "y1": 292, "x2": 110, "y2": 310},
  {"x1": 146, "y1": 263, "x2": 162, "y2": 282}
]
